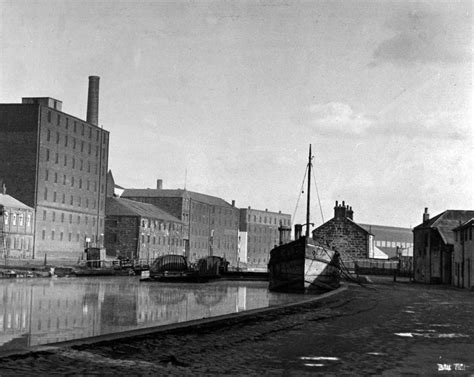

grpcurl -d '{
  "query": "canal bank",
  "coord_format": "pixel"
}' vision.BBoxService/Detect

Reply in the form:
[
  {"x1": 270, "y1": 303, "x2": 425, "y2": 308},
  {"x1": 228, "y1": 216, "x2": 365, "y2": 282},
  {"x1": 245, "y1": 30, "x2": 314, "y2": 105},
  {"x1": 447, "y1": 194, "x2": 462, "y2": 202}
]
[{"x1": 1, "y1": 279, "x2": 473, "y2": 376}]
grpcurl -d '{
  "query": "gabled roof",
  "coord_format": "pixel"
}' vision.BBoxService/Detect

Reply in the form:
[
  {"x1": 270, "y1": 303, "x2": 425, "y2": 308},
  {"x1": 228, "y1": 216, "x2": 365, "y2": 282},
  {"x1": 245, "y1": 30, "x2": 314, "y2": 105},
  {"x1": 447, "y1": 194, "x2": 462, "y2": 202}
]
[
  {"x1": 414, "y1": 210, "x2": 474, "y2": 245},
  {"x1": 122, "y1": 188, "x2": 234, "y2": 208},
  {"x1": 313, "y1": 216, "x2": 372, "y2": 236},
  {"x1": 106, "y1": 197, "x2": 182, "y2": 223},
  {"x1": 0, "y1": 193, "x2": 32, "y2": 210},
  {"x1": 453, "y1": 218, "x2": 474, "y2": 232}
]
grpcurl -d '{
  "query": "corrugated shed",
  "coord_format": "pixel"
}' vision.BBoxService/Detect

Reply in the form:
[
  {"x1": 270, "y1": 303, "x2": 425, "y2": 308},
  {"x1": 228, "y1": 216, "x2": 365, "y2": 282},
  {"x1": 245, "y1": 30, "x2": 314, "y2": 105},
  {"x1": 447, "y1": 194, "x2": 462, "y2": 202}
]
[
  {"x1": 106, "y1": 197, "x2": 182, "y2": 223},
  {"x1": 359, "y1": 223, "x2": 412, "y2": 242}
]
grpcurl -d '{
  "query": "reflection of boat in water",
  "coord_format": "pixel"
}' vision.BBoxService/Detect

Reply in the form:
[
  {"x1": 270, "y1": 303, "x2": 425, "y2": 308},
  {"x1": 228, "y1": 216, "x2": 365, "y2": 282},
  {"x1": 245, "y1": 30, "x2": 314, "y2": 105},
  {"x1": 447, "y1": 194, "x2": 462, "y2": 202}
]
[
  {"x1": 268, "y1": 145, "x2": 340, "y2": 293},
  {"x1": 140, "y1": 255, "x2": 227, "y2": 282}
]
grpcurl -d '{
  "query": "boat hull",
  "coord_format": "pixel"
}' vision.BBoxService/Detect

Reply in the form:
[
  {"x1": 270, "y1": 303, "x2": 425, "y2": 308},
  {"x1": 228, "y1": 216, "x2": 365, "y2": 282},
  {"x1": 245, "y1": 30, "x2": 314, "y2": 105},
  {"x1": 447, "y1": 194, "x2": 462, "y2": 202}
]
[{"x1": 268, "y1": 237, "x2": 340, "y2": 293}]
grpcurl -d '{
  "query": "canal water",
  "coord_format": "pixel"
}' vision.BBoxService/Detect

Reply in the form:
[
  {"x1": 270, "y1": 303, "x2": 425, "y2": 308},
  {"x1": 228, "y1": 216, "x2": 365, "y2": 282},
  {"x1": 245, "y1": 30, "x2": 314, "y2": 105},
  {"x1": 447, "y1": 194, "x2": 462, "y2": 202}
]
[{"x1": 0, "y1": 277, "x2": 304, "y2": 356}]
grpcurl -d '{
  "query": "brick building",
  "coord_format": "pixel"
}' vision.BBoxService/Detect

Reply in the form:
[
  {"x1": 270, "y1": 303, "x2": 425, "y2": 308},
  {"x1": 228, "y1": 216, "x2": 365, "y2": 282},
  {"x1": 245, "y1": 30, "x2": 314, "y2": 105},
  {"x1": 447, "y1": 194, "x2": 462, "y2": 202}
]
[
  {"x1": 238, "y1": 207, "x2": 291, "y2": 271},
  {"x1": 122, "y1": 180, "x2": 240, "y2": 266},
  {"x1": 0, "y1": 192, "x2": 35, "y2": 258},
  {"x1": 413, "y1": 208, "x2": 474, "y2": 284},
  {"x1": 452, "y1": 218, "x2": 474, "y2": 289},
  {"x1": 0, "y1": 77, "x2": 109, "y2": 260},
  {"x1": 105, "y1": 197, "x2": 184, "y2": 262},
  {"x1": 312, "y1": 201, "x2": 374, "y2": 261}
]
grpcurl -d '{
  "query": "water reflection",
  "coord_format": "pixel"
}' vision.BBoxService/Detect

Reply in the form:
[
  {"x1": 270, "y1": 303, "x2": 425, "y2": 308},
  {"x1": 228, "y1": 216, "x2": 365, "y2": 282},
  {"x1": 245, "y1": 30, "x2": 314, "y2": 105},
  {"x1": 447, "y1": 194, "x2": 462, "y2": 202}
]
[{"x1": 0, "y1": 278, "x2": 303, "y2": 355}]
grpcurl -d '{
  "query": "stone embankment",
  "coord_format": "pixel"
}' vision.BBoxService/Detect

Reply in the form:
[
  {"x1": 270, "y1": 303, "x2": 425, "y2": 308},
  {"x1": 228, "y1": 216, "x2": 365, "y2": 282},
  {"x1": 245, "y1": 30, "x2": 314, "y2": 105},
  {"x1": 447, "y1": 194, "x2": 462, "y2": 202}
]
[{"x1": 0, "y1": 277, "x2": 473, "y2": 376}]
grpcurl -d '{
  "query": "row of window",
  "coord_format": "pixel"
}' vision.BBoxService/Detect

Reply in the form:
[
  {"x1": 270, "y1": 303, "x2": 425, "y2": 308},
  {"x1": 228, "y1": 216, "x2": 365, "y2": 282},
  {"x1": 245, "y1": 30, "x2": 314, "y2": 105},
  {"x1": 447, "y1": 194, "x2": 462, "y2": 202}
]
[
  {"x1": 141, "y1": 235, "x2": 183, "y2": 246},
  {"x1": 45, "y1": 128, "x2": 107, "y2": 159},
  {"x1": 375, "y1": 240, "x2": 413, "y2": 248},
  {"x1": 41, "y1": 230, "x2": 99, "y2": 245},
  {"x1": 41, "y1": 210, "x2": 102, "y2": 227},
  {"x1": 247, "y1": 214, "x2": 291, "y2": 226},
  {"x1": 3, "y1": 212, "x2": 33, "y2": 227},
  {"x1": 2, "y1": 236, "x2": 32, "y2": 251},
  {"x1": 44, "y1": 149, "x2": 106, "y2": 177},
  {"x1": 43, "y1": 188, "x2": 103, "y2": 210},
  {"x1": 455, "y1": 227, "x2": 473, "y2": 242},
  {"x1": 46, "y1": 110, "x2": 108, "y2": 145},
  {"x1": 140, "y1": 219, "x2": 180, "y2": 231},
  {"x1": 45, "y1": 170, "x2": 103, "y2": 192}
]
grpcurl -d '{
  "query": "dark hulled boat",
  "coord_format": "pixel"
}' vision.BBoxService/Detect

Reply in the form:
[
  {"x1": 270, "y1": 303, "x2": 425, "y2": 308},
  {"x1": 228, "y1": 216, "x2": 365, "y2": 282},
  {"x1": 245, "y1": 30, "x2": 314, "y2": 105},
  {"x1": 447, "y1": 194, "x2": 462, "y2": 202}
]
[{"x1": 268, "y1": 145, "x2": 340, "y2": 293}]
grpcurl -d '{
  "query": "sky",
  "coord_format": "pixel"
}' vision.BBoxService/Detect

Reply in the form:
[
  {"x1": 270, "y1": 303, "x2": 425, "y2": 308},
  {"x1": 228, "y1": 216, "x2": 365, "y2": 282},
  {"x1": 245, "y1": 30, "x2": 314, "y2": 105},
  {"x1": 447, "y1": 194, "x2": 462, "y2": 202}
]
[{"x1": 0, "y1": 0, "x2": 472, "y2": 229}]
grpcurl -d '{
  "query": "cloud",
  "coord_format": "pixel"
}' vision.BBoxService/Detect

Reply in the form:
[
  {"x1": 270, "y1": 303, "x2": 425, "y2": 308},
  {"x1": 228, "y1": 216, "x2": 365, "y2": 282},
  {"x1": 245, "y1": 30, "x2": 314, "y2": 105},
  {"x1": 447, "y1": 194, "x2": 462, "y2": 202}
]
[
  {"x1": 371, "y1": 5, "x2": 472, "y2": 66},
  {"x1": 309, "y1": 102, "x2": 373, "y2": 135},
  {"x1": 307, "y1": 102, "x2": 470, "y2": 141}
]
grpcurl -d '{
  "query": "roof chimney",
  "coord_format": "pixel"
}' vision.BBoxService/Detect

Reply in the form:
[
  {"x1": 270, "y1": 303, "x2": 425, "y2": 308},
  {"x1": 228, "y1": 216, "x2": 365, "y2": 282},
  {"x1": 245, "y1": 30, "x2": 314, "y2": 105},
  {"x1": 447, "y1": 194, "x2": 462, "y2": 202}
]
[
  {"x1": 86, "y1": 76, "x2": 100, "y2": 126},
  {"x1": 423, "y1": 208, "x2": 429, "y2": 223},
  {"x1": 156, "y1": 179, "x2": 163, "y2": 190},
  {"x1": 232, "y1": 200, "x2": 235, "y2": 207}
]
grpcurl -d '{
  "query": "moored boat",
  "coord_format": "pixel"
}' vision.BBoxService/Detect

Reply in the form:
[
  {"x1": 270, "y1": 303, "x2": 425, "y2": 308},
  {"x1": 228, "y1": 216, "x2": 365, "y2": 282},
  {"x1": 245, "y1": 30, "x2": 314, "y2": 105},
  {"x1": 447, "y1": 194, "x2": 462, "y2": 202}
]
[{"x1": 268, "y1": 145, "x2": 340, "y2": 293}]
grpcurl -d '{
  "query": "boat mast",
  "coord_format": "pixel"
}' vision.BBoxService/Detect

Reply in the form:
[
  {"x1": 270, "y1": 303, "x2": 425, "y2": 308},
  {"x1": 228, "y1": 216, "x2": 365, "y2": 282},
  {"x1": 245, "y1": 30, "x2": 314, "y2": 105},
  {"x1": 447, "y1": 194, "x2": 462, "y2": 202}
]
[{"x1": 306, "y1": 144, "x2": 312, "y2": 238}]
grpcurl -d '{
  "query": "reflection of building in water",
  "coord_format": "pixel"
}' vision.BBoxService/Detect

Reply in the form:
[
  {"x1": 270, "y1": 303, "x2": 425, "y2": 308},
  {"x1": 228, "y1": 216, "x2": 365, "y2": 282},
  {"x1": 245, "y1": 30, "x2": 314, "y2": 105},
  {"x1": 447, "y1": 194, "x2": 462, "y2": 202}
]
[
  {"x1": 137, "y1": 285, "x2": 189, "y2": 325},
  {"x1": 237, "y1": 286, "x2": 246, "y2": 312},
  {"x1": 29, "y1": 281, "x2": 100, "y2": 345},
  {"x1": 0, "y1": 281, "x2": 31, "y2": 350},
  {"x1": 100, "y1": 281, "x2": 138, "y2": 330}
]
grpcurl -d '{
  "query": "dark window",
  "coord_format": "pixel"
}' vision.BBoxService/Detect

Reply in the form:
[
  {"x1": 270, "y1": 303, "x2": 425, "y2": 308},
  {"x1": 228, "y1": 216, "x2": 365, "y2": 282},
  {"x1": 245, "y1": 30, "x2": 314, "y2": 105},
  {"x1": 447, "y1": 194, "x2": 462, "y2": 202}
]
[
  {"x1": 48, "y1": 111, "x2": 51, "y2": 123},
  {"x1": 44, "y1": 188, "x2": 48, "y2": 200},
  {"x1": 54, "y1": 172, "x2": 58, "y2": 183},
  {"x1": 74, "y1": 121, "x2": 77, "y2": 133},
  {"x1": 57, "y1": 114, "x2": 60, "y2": 126},
  {"x1": 55, "y1": 153, "x2": 58, "y2": 164},
  {"x1": 89, "y1": 127, "x2": 92, "y2": 139},
  {"x1": 65, "y1": 135, "x2": 68, "y2": 147},
  {"x1": 45, "y1": 169, "x2": 49, "y2": 181},
  {"x1": 63, "y1": 175, "x2": 66, "y2": 185},
  {"x1": 64, "y1": 155, "x2": 67, "y2": 166},
  {"x1": 66, "y1": 118, "x2": 69, "y2": 129},
  {"x1": 81, "y1": 124, "x2": 84, "y2": 136},
  {"x1": 46, "y1": 149, "x2": 49, "y2": 161},
  {"x1": 47, "y1": 129, "x2": 50, "y2": 141}
]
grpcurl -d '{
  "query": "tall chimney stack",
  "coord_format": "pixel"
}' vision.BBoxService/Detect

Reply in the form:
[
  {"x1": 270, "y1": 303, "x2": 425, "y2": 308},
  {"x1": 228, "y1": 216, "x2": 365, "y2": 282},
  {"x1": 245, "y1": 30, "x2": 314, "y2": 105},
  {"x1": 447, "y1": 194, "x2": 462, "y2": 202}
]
[
  {"x1": 86, "y1": 76, "x2": 100, "y2": 126},
  {"x1": 156, "y1": 179, "x2": 163, "y2": 190}
]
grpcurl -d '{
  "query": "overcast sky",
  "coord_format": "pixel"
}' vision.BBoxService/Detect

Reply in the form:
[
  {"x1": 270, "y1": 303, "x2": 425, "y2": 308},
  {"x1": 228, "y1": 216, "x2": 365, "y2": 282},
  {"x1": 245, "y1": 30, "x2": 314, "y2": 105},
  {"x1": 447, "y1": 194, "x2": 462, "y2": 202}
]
[{"x1": 1, "y1": 0, "x2": 472, "y2": 228}]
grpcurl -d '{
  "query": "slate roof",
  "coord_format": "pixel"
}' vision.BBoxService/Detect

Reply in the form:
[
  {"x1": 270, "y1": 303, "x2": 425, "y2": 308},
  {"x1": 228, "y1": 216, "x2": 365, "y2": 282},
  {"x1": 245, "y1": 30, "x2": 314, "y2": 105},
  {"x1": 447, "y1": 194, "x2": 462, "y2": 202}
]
[
  {"x1": 414, "y1": 210, "x2": 474, "y2": 245},
  {"x1": 122, "y1": 189, "x2": 234, "y2": 208},
  {"x1": 0, "y1": 193, "x2": 32, "y2": 210},
  {"x1": 106, "y1": 197, "x2": 182, "y2": 223}
]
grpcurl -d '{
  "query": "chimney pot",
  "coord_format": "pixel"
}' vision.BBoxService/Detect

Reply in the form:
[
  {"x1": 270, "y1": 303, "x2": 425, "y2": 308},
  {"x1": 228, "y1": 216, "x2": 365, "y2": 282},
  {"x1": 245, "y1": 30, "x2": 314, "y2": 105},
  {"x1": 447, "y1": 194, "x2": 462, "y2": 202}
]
[
  {"x1": 86, "y1": 76, "x2": 100, "y2": 126},
  {"x1": 156, "y1": 179, "x2": 163, "y2": 190}
]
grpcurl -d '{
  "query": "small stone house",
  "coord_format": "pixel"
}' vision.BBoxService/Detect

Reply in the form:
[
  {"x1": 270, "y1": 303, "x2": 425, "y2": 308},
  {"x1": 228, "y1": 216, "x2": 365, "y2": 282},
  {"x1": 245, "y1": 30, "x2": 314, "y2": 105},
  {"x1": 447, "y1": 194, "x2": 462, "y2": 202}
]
[{"x1": 312, "y1": 201, "x2": 373, "y2": 261}]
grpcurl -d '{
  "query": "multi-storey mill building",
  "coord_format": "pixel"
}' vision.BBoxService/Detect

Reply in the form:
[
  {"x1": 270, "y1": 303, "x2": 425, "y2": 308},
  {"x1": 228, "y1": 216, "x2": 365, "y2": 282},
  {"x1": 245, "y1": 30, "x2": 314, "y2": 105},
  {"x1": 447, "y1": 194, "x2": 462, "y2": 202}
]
[
  {"x1": 0, "y1": 76, "x2": 109, "y2": 260},
  {"x1": 239, "y1": 207, "x2": 292, "y2": 271},
  {"x1": 122, "y1": 180, "x2": 240, "y2": 266}
]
